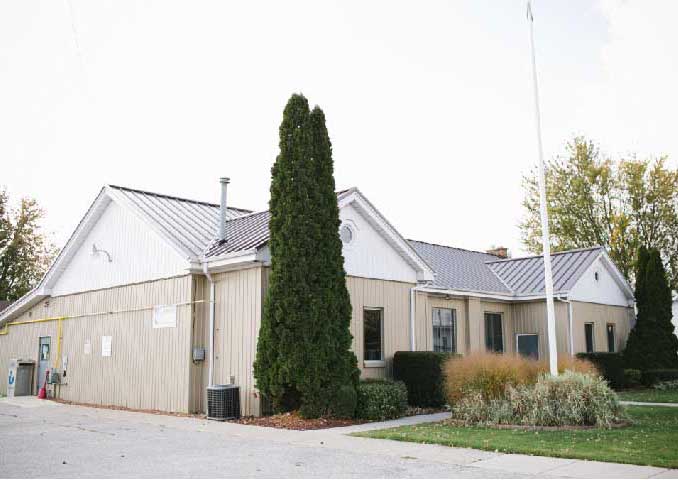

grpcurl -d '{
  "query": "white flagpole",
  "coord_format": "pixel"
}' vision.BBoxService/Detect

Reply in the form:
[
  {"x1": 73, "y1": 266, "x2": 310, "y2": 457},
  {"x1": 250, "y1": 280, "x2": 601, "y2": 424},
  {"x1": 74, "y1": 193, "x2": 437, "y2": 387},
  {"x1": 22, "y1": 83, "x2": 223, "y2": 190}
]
[{"x1": 527, "y1": 0, "x2": 558, "y2": 376}]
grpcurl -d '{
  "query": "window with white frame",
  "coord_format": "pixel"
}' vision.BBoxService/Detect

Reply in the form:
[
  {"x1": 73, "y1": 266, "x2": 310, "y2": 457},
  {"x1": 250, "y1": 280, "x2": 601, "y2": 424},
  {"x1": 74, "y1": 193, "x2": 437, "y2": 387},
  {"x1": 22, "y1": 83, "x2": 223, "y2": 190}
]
[{"x1": 432, "y1": 307, "x2": 456, "y2": 353}]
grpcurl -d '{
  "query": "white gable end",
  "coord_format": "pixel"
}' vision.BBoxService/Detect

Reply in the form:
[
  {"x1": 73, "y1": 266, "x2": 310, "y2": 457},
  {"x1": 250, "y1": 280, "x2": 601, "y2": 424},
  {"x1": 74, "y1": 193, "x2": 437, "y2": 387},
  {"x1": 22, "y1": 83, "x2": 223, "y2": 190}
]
[
  {"x1": 339, "y1": 203, "x2": 418, "y2": 283},
  {"x1": 50, "y1": 201, "x2": 188, "y2": 296},
  {"x1": 569, "y1": 256, "x2": 630, "y2": 307}
]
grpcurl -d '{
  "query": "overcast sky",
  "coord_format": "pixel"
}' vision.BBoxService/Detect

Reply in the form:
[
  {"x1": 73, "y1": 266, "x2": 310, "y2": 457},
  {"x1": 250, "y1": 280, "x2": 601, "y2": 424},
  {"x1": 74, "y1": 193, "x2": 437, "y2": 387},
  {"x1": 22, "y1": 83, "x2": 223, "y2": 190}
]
[{"x1": 2, "y1": 0, "x2": 677, "y2": 256}]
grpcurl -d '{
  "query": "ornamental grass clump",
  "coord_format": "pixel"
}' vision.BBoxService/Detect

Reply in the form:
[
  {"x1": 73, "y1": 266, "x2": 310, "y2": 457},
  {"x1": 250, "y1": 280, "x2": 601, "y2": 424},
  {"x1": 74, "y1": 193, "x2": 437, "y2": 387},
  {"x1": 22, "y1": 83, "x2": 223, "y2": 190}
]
[
  {"x1": 443, "y1": 352, "x2": 597, "y2": 404},
  {"x1": 451, "y1": 371, "x2": 626, "y2": 428}
]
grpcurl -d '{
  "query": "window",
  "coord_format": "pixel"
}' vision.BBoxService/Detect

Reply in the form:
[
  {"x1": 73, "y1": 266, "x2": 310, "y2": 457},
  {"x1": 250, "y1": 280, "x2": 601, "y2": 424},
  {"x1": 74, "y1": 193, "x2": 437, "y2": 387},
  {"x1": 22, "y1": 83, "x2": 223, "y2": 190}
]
[
  {"x1": 585, "y1": 322, "x2": 595, "y2": 353},
  {"x1": 516, "y1": 334, "x2": 539, "y2": 359},
  {"x1": 363, "y1": 308, "x2": 383, "y2": 361},
  {"x1": 484, "y1": 312, "x2": 504, "y2": 353},
  {"x1": 340, "y1": 224, "x2": 354, "y2": 245},
  {"x1": 607, "y1": 324, "x2": 616, "y2": 353},
  {"x1": 432, "y1": 308, "x2": 456, "y2": 353}
]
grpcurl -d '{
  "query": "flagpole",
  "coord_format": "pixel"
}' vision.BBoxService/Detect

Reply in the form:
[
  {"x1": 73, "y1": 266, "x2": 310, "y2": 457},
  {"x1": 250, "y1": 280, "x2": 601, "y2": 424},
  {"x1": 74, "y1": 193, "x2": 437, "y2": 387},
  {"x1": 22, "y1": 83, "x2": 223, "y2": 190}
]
[{"x1": 527, "y1": 0, "x2": 558, "y2": 376}]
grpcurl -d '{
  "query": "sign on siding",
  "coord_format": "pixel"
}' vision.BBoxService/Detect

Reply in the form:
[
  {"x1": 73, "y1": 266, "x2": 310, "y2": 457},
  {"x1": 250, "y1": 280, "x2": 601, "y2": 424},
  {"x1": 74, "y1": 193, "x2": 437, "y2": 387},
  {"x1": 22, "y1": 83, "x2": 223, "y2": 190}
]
[
  {"x1": 84, "y1": 339, "x2": 91, "y2": 355},
  {"x1": 152, "y1": 304, "x2": 177, "y2": 329},
  {"x1": 101, "y1": 336, "x2": 112, "y2": 357}
]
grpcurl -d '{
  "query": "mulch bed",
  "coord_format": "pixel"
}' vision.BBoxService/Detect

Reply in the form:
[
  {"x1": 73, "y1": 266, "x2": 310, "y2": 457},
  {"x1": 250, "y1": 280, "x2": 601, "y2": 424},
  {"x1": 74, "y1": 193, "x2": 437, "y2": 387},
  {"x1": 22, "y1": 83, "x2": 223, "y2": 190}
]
[
  {"x1": 233, "y1": 411, "x2": 366, "y2": 430},
  {"x1": 232, "y1": 406, "x2": 447, "y2": 431}
]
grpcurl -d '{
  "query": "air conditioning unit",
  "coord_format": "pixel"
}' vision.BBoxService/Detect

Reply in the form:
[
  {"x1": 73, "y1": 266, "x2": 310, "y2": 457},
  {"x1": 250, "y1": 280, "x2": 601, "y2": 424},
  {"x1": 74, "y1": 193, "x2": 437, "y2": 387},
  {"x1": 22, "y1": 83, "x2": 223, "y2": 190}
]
[{"x1": 207, "y1": 384, "x2": 240, "y2": 421}]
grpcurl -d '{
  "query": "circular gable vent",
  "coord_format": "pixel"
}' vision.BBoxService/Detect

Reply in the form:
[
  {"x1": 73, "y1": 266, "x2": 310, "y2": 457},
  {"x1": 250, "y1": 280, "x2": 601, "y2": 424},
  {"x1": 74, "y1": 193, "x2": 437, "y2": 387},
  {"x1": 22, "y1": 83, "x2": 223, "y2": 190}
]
[{"x1": 340, "y1": 224, "x2": 354, "y2": 245}]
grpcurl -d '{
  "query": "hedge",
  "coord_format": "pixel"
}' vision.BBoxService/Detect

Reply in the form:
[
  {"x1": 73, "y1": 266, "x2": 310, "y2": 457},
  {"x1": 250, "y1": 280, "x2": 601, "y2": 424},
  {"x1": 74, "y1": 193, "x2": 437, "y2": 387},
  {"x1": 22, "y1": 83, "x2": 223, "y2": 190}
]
[
  {"x1": 393, "y1": 351, "x2": 458, "y2": 407},
  {"x1": 641, "y1": 369, "x2": 678, "y2": 386},
  {"x1": 355, "y1": 379, "x2": 408, "y2": 421},
  {"x1": 576, "y1": 352, "x2": 625, "y2": 389}
]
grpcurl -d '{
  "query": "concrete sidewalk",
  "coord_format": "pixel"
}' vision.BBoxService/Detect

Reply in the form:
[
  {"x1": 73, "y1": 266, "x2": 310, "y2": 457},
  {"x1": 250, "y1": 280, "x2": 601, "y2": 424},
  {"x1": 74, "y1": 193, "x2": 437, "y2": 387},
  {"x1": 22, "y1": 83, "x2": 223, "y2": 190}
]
[
  {"x1": 1, "y1": 398, "x2": 676, "y2": 478},
  {"x1": 621, "y1": 400, "x2": 678, "y2": 407}
]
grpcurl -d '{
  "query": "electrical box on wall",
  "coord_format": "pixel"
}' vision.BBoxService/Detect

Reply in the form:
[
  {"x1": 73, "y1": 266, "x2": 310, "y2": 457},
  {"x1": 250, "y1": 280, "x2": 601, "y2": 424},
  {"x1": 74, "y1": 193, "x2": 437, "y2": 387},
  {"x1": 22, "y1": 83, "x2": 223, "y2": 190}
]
[{"x1": 192, "y1": 347, "x2": 205, "y2": 361}]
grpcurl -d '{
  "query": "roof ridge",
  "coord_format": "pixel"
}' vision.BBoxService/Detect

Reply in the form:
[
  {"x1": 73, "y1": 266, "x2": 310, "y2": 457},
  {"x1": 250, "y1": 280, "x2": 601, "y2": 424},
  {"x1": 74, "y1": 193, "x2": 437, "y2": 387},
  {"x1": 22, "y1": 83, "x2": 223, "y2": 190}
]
[
  {"x1": 485, "y1": 246, "x2": 603, "y2": 264},
  {"x1": 107, "y1": 184, "x2": 252, "y2": 212},
  {"x1": 408, "y1": 239, "x2": 502, "y2": 257}
]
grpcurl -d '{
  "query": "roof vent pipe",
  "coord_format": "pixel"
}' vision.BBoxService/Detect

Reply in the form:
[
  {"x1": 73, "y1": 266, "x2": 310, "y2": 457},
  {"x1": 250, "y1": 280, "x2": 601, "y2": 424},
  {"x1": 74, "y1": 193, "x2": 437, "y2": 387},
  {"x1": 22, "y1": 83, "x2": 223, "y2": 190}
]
[{"x1": 218, "y1": 177, "x2": 230, "y2": 242}]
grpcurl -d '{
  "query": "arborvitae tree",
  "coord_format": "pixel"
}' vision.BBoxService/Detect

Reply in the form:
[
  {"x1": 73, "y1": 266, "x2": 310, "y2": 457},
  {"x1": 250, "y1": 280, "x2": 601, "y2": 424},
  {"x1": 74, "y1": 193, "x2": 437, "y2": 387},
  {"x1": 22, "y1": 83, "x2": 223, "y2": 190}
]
[
  {"x1": 254, "y1": 94, "x2": 315, "y2": 412},
  {"x1": 254, "y1": 94, "x2": 358, "y2": 417},
  {"x1": 625, "y1": 247, "x2": 678, "y2": 370},
  {"x1": 299, "y1": 106, "x2": 359, "y2": 418}
]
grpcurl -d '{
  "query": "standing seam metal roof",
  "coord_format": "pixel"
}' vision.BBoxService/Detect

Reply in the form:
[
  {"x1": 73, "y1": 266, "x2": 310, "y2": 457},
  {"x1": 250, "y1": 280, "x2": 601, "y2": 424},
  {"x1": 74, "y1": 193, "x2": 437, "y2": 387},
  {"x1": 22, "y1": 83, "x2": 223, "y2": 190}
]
[
  {"x1": 408, "y1": 240, "x2": 510, "y2": 293},
  {"x1": 486, "y1": 247, "x2": 603, "y2": 296},
  {"x1": 108, "y1": 185, "x2": 251, "y2": 258}
]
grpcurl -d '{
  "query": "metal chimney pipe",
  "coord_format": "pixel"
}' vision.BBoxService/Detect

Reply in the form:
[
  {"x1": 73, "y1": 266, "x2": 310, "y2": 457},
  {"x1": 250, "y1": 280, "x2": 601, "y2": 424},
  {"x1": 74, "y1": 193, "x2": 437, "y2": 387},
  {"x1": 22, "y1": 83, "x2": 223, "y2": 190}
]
[{"x1": 218, "y1": 177, "x2": 230, "y2": 241}]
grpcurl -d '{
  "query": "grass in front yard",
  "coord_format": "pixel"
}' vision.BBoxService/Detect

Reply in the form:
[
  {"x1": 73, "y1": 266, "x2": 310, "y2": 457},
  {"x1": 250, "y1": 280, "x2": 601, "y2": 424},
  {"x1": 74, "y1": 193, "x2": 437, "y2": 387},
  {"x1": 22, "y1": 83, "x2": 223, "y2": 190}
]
[
  {"x1": 353, "y1": 406, "x2": 678, "y2": 468},
  {"x1": 617, "y1": 389, "x2": 678, "y2": 403}
]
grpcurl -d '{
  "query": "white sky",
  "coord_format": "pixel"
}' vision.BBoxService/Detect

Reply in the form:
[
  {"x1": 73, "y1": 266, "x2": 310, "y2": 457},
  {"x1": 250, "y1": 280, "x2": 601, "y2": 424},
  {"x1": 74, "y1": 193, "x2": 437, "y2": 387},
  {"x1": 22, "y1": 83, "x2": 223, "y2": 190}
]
[{"x1": 1, "y1": 0, "x2": 677, "y2": 256}]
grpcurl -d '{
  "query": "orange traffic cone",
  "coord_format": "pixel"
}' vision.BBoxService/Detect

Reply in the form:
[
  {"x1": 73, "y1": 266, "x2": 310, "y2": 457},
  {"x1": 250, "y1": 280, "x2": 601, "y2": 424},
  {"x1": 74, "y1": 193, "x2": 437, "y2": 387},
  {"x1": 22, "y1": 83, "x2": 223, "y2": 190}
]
[{"x1": 38, "y1": 370, "x2": 49, "y2": 399}]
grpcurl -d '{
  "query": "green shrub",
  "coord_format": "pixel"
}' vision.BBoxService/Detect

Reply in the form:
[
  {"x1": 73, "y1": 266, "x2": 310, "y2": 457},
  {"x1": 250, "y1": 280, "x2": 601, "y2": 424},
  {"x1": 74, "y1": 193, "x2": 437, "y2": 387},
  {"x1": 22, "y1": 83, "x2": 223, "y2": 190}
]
[
  {"x1": 356, "y1": 379, "x2": 408, "y2": 421},
  {"x1": 329, "y1": 384, "x2": 357, "y2": 419},
  {"x1": 576, "y1": 352, "x2": 625, "y2": 388},
  {"x1": 624, "y1": 369, "x2": 642, "y2": 388},
  {"x1": 451, "y1": 372, "x2": 626, "y2": 427},
  {"x1": 641, "y1": 369, "x2": 678, "y2": 386},
  {"x1": 393, "y1": 351, "x2": 457, "y2": 407}
]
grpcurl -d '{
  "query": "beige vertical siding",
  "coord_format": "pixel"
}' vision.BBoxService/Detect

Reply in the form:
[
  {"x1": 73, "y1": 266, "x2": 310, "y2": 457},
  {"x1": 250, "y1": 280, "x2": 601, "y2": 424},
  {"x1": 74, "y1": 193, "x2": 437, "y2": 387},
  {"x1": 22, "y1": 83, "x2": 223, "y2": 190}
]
[
  {"x1": 211, "y1": 266, "x2": 264, "y2": 417},
  {"x1": 0, "y1": 276, "x2": 193, "y2": 413},
  {"x1": 570, "y1": 301, "x2": 633, "y2": 353},
  {"x1": 346, "y1": 276, "x2": 415, "y2": 378},
  {"x1": 508, "y1": 300, "x2": 570, "y2": 361}
]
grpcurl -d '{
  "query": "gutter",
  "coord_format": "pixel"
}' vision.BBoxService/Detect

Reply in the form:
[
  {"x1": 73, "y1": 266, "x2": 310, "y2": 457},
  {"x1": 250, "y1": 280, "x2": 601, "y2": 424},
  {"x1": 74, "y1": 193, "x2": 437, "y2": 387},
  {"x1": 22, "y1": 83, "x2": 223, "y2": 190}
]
[{"x1": 554, "y1": 295, "x2": 574, "y2": 355}]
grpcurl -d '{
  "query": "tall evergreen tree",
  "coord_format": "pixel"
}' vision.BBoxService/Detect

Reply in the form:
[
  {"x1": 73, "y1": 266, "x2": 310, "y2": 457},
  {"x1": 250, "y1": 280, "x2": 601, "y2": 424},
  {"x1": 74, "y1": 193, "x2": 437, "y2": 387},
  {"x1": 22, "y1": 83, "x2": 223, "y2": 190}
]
[
  {"x1": 625, "y1": 247, "x2": 678, "y2": 370},
  {"x1": 254, "y1": 94, "x2": 358, "y2": 417}
]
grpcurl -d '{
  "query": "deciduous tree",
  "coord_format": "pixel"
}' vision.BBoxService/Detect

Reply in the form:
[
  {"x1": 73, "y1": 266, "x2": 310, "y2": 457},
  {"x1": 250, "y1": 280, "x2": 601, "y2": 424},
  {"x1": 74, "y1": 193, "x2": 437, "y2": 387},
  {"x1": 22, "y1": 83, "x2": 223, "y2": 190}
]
[
  {"x1": 520, "y1": 137, "x2": 678, "y2": 288},
  {"x1": 0, "y1": 188, "x2": 56, "y2": 302}
]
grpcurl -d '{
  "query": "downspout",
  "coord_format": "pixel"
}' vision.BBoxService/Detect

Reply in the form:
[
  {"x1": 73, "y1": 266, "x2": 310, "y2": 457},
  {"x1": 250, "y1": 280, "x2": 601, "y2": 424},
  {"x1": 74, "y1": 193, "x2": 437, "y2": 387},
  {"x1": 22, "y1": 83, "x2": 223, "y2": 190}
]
[
  {"x1": 409, "y1": 286, "x2": 417, "y2": 351},
  {"x1": 555, "y1": 296, "x2": 574, "y2": 355},
  {"x1": 202, "y1": 261, "x2": 215, "y2": 387}
]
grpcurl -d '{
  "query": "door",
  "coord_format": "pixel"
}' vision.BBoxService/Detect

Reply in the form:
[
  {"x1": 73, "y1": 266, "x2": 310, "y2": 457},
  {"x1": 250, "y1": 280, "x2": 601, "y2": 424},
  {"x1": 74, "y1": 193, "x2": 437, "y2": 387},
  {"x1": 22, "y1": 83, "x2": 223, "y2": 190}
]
[{"x1": 37, "y1": 337, "x2": 51, "y2": 392}]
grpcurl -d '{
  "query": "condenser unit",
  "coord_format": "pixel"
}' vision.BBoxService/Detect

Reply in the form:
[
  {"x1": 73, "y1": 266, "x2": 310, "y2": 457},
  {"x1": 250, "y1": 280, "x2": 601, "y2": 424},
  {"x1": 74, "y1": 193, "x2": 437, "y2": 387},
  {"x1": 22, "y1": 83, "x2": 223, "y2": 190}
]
[{"x1": 207, "y1": 384, "x2": 240, "y2": 421}]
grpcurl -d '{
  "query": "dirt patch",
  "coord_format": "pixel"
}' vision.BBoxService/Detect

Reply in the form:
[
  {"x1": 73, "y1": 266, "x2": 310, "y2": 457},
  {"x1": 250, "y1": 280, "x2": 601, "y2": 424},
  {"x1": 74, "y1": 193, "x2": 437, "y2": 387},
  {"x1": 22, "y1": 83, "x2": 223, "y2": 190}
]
[
  {"x1": 52, "y1": 399, "x2": 204, "y2": 419},
  {"x1": 233, "y1": 411, "x2": 366, "y2": 430},
  {"x1": 444, "y1": 418, "x2": 631, "y2": 431}
]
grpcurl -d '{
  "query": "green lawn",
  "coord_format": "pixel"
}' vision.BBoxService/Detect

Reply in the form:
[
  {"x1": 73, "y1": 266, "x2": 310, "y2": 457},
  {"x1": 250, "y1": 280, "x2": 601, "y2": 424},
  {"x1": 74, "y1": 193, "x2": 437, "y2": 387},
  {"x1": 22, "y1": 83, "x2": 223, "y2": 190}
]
[
  {"x1": 354, "y1": 406, "x2": 678, "y2": 468},
  {"x1": 617, "y1": 389, "x2": 678, "y2": 403}
]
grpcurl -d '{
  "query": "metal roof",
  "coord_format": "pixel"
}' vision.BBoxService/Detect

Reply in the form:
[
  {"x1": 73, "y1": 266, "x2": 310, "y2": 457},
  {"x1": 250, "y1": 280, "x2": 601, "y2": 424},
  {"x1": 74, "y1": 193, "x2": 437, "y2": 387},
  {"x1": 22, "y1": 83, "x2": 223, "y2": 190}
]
[
  {"x1": 204, "y1": 188, "x2": 363, "y2": 259},
  {"x1": 486, "y1": 247, "x2": 604, "y2": 296},
  {"x1": 409, "y1": 241, "x2": 606, "y2": 297},
  {"x1": 205, "y1": 211, "x2": 271, "y2": 257},
  {"x1": 408, "y1": 240, "x2": 511, "y2": 294},
  {"x1": 108, "y1": 185, "x2": 251, "y2": 258}
]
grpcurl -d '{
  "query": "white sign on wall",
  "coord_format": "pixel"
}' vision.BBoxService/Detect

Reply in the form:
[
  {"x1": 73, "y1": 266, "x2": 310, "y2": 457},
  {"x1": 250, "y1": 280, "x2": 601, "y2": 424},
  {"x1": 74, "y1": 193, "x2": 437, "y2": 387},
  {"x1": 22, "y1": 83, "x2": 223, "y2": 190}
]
[
  {"x1": 152, "y1": 304, "x2": 177, "y2": 329},
  {"x1": 7, "y1": 358, "x2": 17, "y2": 398},
  {"x1": 84, "y1": 339, "x2": 91, "y2": 355},
  {"x1": 101, "y1": 336, "x2": 112, "y2": 357}
]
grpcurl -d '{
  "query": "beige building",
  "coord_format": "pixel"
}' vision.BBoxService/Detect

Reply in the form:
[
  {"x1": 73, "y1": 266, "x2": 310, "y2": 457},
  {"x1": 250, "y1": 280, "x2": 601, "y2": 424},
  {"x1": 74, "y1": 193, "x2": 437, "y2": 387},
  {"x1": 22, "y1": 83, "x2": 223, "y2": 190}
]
[{"x1": 0, "y1": 182, "x2": 635, "y2": 416}]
